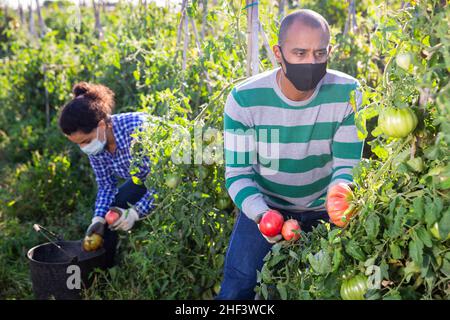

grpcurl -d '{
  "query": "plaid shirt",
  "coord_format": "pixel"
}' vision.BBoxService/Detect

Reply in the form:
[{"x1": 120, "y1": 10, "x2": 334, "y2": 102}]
[{"x1": 88, "y1": 112, "x2": 155, "y2": 218}]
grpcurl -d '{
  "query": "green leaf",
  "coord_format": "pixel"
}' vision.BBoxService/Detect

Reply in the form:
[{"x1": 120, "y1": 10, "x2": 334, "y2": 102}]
[
  {"x1": 390, "y1": 243, "x2": 402, "y2": 260},
  {"x1": 383, "y1": 291, "x2": 402, "y2": 300},
  {"x1": 423, "y1": 145, "x2": 439, "y2": 160},
  {"x1": 289, "y1": 250, "x2": 299, "y2": 261},
  {"x1": 260, "y1": 265, "x2": 272, "y2": 283},
  {"x1": 276, "y1": 283, "x2": 288, "y2": 300},
  {"x1": 372, "y1": 144, "x2": 389, "y2": 160},
  {"x1": 380, "y1": 260, "x2": 389, "y2": 280},
  {"x1": 441, "y1": 259, "x2": 450, "y2": 277},
  {"x1": 345, "y1": 240, "x2": 366, "y2": 262},
  {"x1": 271, "y1": 243, "x2": 282, "y2": 256},
  {"x1": 269, "y1": 254, "x2": 286, "y2": 267},
  {"x1": 332, "y1": 248, "x2": 343, "y2": 272},
  {"x1": 420, "y1": 254, "x2": 431, "y2": 278},
  {"x1": 365, "y1": 213, "x2": 380, "y2": 239},
  {"x1": 307, "y1": 250, "x2": 331, "y2": 275},
  {"x1": 387, "y1": 206, "x2": 406, "y2": 238},
  {"x1": 424, "y1": 206, "x2": 438, "y2": 227},
  {"x1": 416, "y1": 227, "x2": 433, "y2": 248},
  {"x1": 366, "y1": 289, "x2": 382, "y2": 300},
  {"x1": 438, "y1": 208, "x2": 450, "y2": 238},
  {"x1": 404, "y1": 261, "x2": 420, "y2": 282},
  {"x1": 412, "y1": 197, "x2": 424, "y2": 220},
  {"x1": 261, "y1": 284, "x2": 268, "y2": 300},
  {"x1": 408, "y1": 236, "x2": 424, "y2": 266},
  {"x1": 327, "y1": 228, "x2": 341, "y2": 243},
  {"x1": 131, "y1": 176, "x2": 142, "y2": 185}
]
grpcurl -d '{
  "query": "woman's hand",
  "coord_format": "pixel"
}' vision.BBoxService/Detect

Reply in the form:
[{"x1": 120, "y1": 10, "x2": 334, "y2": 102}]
[
  {"x1": 86, "y1": 216, "x2": 106, "y2": 236},
  {"x1": 109, "y1": 207, "x2": 140, "y2": 232}
]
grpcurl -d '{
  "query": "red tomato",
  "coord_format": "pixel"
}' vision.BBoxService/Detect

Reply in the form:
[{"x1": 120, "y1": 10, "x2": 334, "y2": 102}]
[
  {"x1": 281, "y1": 219, "x2": 301, "y2": 241},
  {"x1": 105, "y1": 209, "x2": 120, "y2": 225},
  {"x1": 326, "y1": 183, "x2": 355, "y2": 228},
  {"x1": 259, "y1": 209, "x2": 284, "y2": 237}
]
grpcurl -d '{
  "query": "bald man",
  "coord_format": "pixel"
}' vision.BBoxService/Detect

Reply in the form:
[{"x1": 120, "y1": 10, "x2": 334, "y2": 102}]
[{"x1": 217, "y1": 9, "x2": 364, "y2": 299}]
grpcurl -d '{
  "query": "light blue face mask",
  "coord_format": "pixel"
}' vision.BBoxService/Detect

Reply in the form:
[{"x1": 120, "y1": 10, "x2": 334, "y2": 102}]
[{"x1": 80, "y1": 126, "x2": 106, "y2": 156}]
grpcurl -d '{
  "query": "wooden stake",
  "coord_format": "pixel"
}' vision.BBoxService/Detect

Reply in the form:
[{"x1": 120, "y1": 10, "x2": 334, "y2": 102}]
[
  {"x1": 93, "y1": 0, "x2": 104, "y2": 40},
  {"x1": 28, "y1": 5, "x2": 36, "y2": 37},
  {"x1": 278, "y1": 0, "x2": 286, "y2": 20},
  {"x1": 201, "y1": 0, "x2": 207, "y2": 40},
  {"x1": 190, "y1": 18, "x2": 212, "y2": 93},
  {"x1": 182, "y1": 12, "x2": 189, "y2": 72},
  {"x1": 260, "y1": 22, "x2": 277, "y2": 68},
  {"x1": 344, "y1": 0, "x2": 357, "y2": 35},
  {"x1": 176, "y1": 0, "x2": 188, "y2": 49},
  {"x1": 18, "y1": 2, "x2": 25, "y2": 26},
  {"x1": 246, "y1": 1, "x2": 259, "y2": 76},
  {"x1": 35, "y1": 0, "x2": 47, "y2": 37}
]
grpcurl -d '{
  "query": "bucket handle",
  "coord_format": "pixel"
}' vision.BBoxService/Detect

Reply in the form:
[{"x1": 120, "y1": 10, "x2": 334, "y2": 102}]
[{"x1": 33, "y1": 224, "x2": 78, "y2": 263}]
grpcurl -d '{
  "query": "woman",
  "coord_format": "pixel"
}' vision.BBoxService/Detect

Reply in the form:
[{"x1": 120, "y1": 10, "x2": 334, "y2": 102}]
[{"x1": 59, "y1": 82, "x2": 155, "y2": 267}]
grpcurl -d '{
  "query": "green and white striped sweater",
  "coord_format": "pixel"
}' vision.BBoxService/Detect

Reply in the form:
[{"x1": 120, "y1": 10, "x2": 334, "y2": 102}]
[{"x1": 224, "y1": 67, "x2": 364, "y2": 222}]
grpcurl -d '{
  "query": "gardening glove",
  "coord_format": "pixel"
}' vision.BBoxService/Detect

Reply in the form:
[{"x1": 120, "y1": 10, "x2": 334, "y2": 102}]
[
  {"x1": 86, "y1": 216, "x2": 106, "y2": 237},
  {"x1": 254, "y1": 212, "x2": 282, "y2": 244},
  {"x1": 109, "y1": 207, "x2": 140, "y2": 232}
]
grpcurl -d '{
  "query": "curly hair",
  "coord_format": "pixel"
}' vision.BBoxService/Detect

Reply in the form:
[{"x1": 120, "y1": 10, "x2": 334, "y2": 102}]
[{"x1": 59, "y1": 82, "x2": 116, "y2": 135}]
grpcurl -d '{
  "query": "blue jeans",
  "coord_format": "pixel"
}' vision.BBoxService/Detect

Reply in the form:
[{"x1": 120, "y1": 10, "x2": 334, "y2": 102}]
[
  {"x1": 215, "y1": 209, "x2": 329, "y2": 300},
  {"x1": 102, "y1": 178, "x2": 147, "y2": 268}
]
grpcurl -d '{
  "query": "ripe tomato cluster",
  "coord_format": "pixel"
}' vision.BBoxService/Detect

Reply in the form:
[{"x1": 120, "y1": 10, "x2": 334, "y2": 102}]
[{"x1": 259, "y1": 210, "x2": 301, "y2": 241}]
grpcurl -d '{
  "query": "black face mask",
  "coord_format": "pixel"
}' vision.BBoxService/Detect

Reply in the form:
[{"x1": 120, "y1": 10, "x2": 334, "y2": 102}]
[{"x1": 278, "y1": 47, "x2": 327, "y2": 92}]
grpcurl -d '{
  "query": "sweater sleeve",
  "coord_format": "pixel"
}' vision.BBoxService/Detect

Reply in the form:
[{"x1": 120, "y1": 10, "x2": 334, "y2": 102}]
[
  {"x1": 329, "y1": 84, "x2": 364, "y2": 188},
  {"x1": 224, "y1": 89, "x2": 269, "y2": 222}
]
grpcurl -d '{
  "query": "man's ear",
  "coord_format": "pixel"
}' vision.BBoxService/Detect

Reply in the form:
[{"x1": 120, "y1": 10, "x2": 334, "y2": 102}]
[
  {"x1": 327, "y1": 44, "x2": 333, "y2": 57},
  {"x1": 273, "y1": 44, "x2": 282, "y2": 64}
]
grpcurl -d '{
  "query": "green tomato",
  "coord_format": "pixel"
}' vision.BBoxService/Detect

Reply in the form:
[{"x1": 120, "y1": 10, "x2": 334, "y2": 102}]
[
  {"x1": 340, "y1": 274, "x2": 368, "y2": 300},
  {"x1": 396, "y1": 53, "x2": 412, "y2": 71},
  {"x1": 406, "y1": 157, "x2": 424, "y2": 173},
  {"x1": 430, "y1": 222, "x2": 450, "y2": 241},
  {"x1": 216, "y1": 197, "x2": 231, "y2": 210},
  {"x1": 378, "y1": 107, "x2": 418, "y2": 138},
  {"x1": 165, "y1": 174, "x2": 181, "y2": 189}
]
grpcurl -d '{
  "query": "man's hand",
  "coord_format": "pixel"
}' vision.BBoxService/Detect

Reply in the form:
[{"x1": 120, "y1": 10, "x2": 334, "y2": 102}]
[
  {"x1": 109, "y1": 207, "x2": 140, "y2": 232},
  {"x1": 255, "y1": 210, "x2": 283, "y2": 244},
  {"x1": 257, "y1": 223, "x2": 282, "y2": 244},
  {"x1": 86, "y1": 216, "x2": 106, "y2": 236}
]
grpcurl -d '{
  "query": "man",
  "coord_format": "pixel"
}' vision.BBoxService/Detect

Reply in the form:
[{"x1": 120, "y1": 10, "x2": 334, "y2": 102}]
[{"x1": 217, "y1": 9, "x2": 364, "y2": 299}]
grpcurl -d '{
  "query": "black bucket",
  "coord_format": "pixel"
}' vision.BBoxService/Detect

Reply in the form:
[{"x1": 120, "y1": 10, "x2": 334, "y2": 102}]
[{"x1": 27, "y1": 240, "x2": 106, "y2": 300}]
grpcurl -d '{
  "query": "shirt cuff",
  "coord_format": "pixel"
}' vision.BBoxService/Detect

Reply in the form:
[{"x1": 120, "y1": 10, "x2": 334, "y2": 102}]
[{"x1": 241, "y1": 196, "x2": 270, "y2": 223}]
